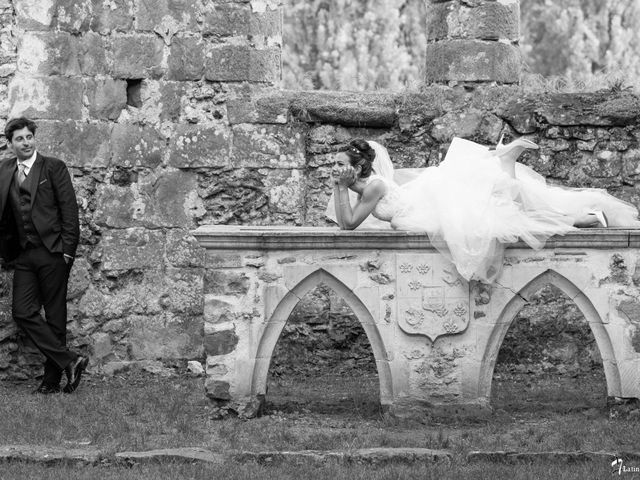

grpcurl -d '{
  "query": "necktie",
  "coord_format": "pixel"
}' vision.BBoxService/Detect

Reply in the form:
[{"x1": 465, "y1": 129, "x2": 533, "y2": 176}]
[{"x1": 17, "y1": 163, "x2": 26, "y2": 186}]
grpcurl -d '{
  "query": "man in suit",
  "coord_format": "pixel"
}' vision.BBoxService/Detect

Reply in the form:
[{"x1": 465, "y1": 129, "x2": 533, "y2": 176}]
[{"x1": 0, "y1": 117, "x2": 87, "y2": 394}]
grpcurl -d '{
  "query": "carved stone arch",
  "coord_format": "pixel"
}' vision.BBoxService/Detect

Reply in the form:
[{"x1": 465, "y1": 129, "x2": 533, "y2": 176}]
[
  {"x1": 251, "y1": 268, "x2": 394, "y2": 406},
  {"x1": 478, "y1": 269, "x2": 621, "y2": 400}
]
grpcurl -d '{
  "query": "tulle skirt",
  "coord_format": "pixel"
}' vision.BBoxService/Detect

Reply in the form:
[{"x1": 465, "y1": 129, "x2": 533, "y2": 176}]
[{"x1": 328, "y1": 138, "x2": 640, "y2": 283}]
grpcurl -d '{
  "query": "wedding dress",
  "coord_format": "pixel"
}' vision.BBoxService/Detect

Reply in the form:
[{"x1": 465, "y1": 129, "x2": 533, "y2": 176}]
[{"x1": 326, "y1": 137, "x2": 640, "y2": 283}]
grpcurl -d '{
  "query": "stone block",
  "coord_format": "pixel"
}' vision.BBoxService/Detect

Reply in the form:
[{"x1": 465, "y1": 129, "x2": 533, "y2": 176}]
[
  {"x1": 289, "y1": 91, "x2": 396, "y2": 128},
  {"x1": 100, "y1": 227, "x2": 165, "y2": 270},
  {"x1": 425, "y1": 41, "x2": 521, "y2": 84},
  {"x1": 112, "y1": 35, "x2": 164, "y2": 79},
  {"x1": 204, "y1": 270, "x2": 249, "y2": 295},
  {"x1": 167, "y1": 36, "x2": 205, "y2": 81},
  {"x1": 202, "y1": 3, "x2": 281, "y2": 38},
  {"x1": 263, "y1": 169, "x2": 304, "y2": 217},
  {"x1": 53, "y1": 0, "x2": 93, "y2": 32},
  {"x1": 67, "y1": 257, "x2": 91, "y2": 300},
  {"x1": 431, "y1": 109, "x2": 489, "y2": 142},
  {"x1": 158, "y1": 82, "x2": 187, "y2": 121},
  {"x1": 165, "y1": 268, "x2": 205, "y2": 315},
  {"x1": 427, "y1": 1, "x2": 519, "y2": 41},
  {"x1": 204, "y1": 46, "x2": 280, "y2": 84},
  {"x1": 205, "y1": 330, "x2": 238, "y2": 356},
  {"x1": 140, "y1": 169, "x2": 203, "y2": 227},
  {"x1": 206, "y1": 253, "x2": 243, "y2": 269},
  {"x1": 78, "y1": 32, "x2": 111, "y2": 75},
  {"x1": 135, "y1": 0, "x2": 199, "y2": 32},
  {"x1": 36, "y1": 120, "x2": 111, "y2": 168},
  {"x1": 90, "y1": 0, "x2": 135, "y2": 33},
  {"x1": 231, "y1": 124, "x2": 305, "y2": 168},
  {"x1": 85, "y1": 78, "x2": 127, "y2": 120},
  {"x1": 94, "y1": 170, "x2": 202, "y2": 228},
  {"x1": 9, "y1": 75, "x2": 83, "y2": 120},
  {"x1": 205, "y1": 297, "x2": 237, "y2": 324},
  {"x1": 92, "y1": 184, "x2": 137, "y2": 228},
  {"x1": 226, "y1": 94, "x2": 290, "y2": 125},
  {"x1": 127, "y1": 313, "x2": 204, "y2": 360},
  {"x1": 166, "y1": 229, "x2": 206, "y2": 268},
  {"x1": 14, "y1": 0, "x2": 55, "y2": 30},
  {"x1": 111, "y1": 123, "x2": 166, "y2": 168},
  {"x1": 205, "y1": 379, "x2": 231, "y2": 400},
  {"x1": 18, "y1": 32, "x2": 80, "y2": 76},
  {"x1": 168, "y1": 125, "x2": 231, "y2": 168}
]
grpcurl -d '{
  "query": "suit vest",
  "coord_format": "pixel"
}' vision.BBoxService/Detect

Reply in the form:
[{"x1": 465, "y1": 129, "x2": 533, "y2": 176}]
[{"x1": 8, "y1": 166, "x2": 43, "y2": 249}]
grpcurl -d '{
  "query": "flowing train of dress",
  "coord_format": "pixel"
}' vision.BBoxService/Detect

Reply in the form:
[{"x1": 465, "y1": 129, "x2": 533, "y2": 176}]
[{"x1": 326, "y1": 137, "x2": 640, "y2": 283}]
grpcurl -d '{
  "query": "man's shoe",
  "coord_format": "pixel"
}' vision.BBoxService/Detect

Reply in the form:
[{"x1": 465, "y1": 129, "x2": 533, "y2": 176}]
[
  {"x1": 33, "y1": 383, "x2": 62, "y2": 395},
  {"x1": 63, "y1": 356, "x2": 89, "y2": 393}
]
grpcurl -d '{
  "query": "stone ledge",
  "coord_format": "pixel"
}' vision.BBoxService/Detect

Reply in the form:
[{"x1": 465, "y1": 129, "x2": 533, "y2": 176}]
[
  {"x1": 4, "y1": 445, "x2": 640, "y2": 467},
  {"x1": 191, "y1": 225, "x2": 640, "y2": 251},
  {"x1": 0, "y1": 445, "x2": 449, "y2": 466},
  {"x1": 0, "y1": 445, "x2": 102, "y2": 465},
  {"x1": 115, "y1": 447, "x2": 224, "y2": 465},
  {"x1": 230, "y1": 447, "x2": 452, "y2": 465}
]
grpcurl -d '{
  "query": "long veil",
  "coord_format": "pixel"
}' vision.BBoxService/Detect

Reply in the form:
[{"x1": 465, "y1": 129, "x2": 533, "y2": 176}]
[{"x1": 369, "y1": 141, "x2": 394, "y2": 180}]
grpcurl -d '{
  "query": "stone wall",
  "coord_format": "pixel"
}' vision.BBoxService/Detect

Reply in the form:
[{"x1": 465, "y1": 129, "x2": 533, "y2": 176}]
[{"x1": 0, "y1": 0, "x2": 640, "y2": 379}]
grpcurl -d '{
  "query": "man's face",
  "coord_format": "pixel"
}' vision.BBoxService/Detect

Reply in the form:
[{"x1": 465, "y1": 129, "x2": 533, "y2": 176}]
[{"x1": 9, "y1": 126, "x2": 35, "y2": 161}]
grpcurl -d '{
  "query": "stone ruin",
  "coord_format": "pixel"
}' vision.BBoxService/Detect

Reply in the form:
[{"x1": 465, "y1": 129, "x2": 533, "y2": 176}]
[{"x1": 0, "y1": 0, "x2": 638, "y2": 417}]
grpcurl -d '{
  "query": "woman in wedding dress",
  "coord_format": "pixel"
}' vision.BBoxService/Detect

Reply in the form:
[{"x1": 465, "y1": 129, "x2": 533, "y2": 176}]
[{"x1": 329, "y1": 137, "x2": 640, "y2": 283}]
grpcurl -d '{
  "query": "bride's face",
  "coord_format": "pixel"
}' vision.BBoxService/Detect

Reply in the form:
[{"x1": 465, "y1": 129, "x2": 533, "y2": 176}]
[{"x1": 332, "y1": 152, "x2": 352, "y2": 176}]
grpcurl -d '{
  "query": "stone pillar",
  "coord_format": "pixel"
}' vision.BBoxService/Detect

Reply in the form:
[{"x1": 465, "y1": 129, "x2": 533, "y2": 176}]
[{"x1": 425, "y1": 0, "x2": 521, "y2": 84}]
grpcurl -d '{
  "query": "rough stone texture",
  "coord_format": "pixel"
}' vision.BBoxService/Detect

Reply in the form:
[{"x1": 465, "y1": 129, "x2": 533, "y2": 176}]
[
  {"x1": 205, "y1": 329, "x2": 239, "y2": 356},
  {"x1": 202, "y1": 3, "x2": 281, "y2": 38},
  {"x1": 0, "y1": 445, "x2": 102, "y2": 466},
  {"x1": 232, "y1": 448, "x2": 452, "y2": 465},
  {"x1": 100, "y1": 228, "x2": 165, "y2": 271},
  {"x1": 135, "y1": 0, "x2": 199, "y2": 34},
  {"x1": 116, "y1": 447, "x2": 224, "y2": 465},
  {"x1": 78, "y1": 32, "x2": 110, "y2": 76},
  {"x1": 167, "y1": 36, "x2": 205, "y2": 81},
  {"x1": 427, "y1": 1, "x2": 519, "y2": 42},
  {"x1": 17, "y1": 32, "x2": 80, "y2": 75},
  {"x1": 112, "y1": 35, "x2": 164, "y2": 79},
  {"x1": 425, "y1": 40, "x2": 522, "y2": 84},
  {"x1": 168, "y1": 125, "x2": 231, "y2": 168},
  {"x1": 84, "y1": 78, "x2": 127, "y2": 120},
  {"x1": 8, "y1": 74, "x2": 83, "y2": 119},
  {"x1": 110, "y1": 123, "x2": 166, "y2": 168},
  {"x1": 205, "y1": 46, "x2": 281, "y2": 84}
]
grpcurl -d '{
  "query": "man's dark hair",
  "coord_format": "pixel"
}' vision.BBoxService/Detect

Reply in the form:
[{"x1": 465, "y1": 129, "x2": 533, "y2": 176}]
[{"x1": 4, "y1": 117, "x2": 37, "y2": 142}]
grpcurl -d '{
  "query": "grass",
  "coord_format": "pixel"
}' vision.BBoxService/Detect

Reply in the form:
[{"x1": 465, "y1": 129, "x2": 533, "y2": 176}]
[
  {"x1": 0, "y1": 460, "x2": 616, "y2": 480},
  {"x1": 0, "y1": 367, "x2": 637, "y2": 479}
]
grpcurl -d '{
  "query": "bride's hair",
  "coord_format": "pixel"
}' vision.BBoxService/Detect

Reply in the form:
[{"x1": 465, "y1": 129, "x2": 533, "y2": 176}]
[{"x1": 346, "y1": 139, "x2": 375, "y2": 177}]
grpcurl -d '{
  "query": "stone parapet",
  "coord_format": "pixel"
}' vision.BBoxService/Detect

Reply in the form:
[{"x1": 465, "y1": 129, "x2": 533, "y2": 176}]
[{"x1": 193, "y1": 226, "x2": 640, "y2": 418}]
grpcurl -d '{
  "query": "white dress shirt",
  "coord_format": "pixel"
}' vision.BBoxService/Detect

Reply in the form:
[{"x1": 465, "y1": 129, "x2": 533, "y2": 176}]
[{"x1": 16, "y1": 150, "x2": 37, "y2": 176}]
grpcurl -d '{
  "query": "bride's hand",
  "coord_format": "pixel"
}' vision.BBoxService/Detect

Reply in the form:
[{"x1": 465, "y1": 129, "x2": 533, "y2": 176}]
[{"x1": 332, "y1": 165, "x2": 356, "y2": 186}]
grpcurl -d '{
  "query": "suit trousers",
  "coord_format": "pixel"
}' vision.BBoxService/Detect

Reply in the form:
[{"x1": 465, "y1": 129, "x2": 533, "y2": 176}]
[{"x1": 12, "y1": 246, "x2": 75, "y2": 384}]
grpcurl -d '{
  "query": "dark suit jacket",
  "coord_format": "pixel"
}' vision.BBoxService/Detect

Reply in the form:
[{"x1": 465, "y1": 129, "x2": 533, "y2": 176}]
[{"x1": 0, "y1": 153, "x2": 79, "y2": 263}]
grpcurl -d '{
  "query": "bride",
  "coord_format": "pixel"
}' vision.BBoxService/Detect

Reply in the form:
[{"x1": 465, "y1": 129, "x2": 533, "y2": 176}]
[{"x1": 328, "y1": 137, "x2": 640, "y2": 283}]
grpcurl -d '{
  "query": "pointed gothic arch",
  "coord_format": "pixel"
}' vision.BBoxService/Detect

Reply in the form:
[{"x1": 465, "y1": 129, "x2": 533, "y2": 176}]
[
  {"x1": 478, "y1": 269, "x2": 620, "y2": 400},
  {"x1": 251, "y1": 268, "x2": 393, "y2": 406}
]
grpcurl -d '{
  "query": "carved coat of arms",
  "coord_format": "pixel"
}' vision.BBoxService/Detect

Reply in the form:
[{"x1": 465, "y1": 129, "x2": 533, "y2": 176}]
[{"x1": 396, "y1": 254, "x2": 470, "y2": 342}]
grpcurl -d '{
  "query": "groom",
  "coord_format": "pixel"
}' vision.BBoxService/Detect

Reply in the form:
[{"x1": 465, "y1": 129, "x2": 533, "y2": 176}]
[{"x1": 0, "y1": 117, "x2": 87, "y2": 394}]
